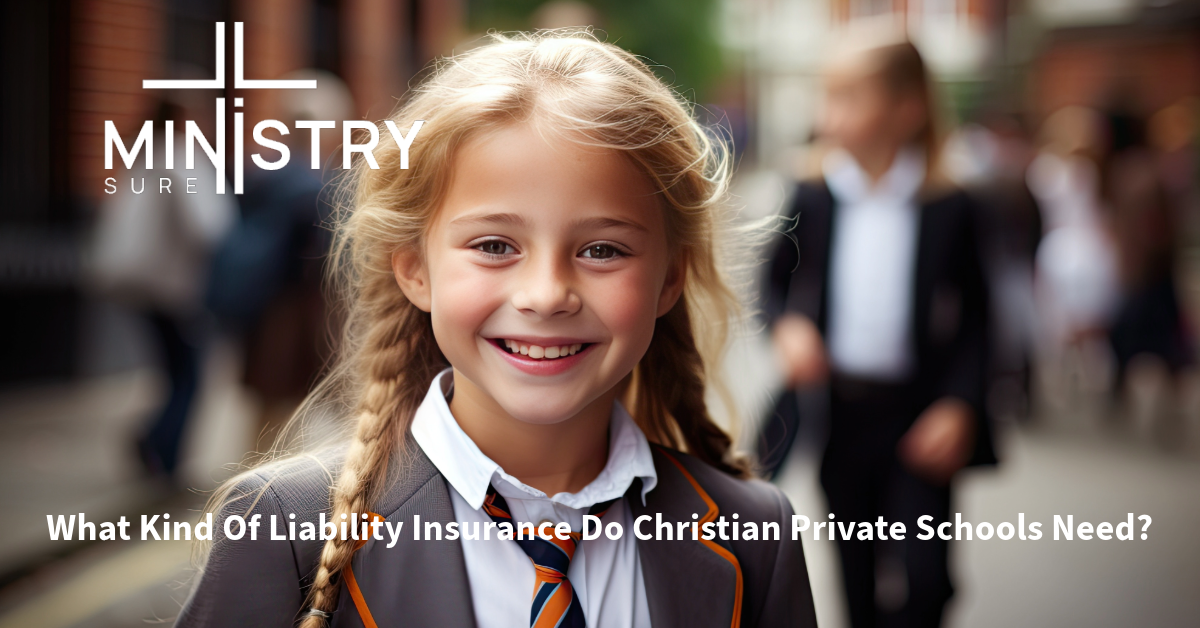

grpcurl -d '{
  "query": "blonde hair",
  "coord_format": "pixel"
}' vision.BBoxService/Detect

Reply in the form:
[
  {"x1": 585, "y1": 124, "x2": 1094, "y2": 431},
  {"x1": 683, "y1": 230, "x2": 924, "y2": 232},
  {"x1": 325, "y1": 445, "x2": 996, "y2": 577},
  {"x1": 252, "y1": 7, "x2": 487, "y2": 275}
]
[{"x1": 206, "y1": 29, "x2": 751, "y2": 626}]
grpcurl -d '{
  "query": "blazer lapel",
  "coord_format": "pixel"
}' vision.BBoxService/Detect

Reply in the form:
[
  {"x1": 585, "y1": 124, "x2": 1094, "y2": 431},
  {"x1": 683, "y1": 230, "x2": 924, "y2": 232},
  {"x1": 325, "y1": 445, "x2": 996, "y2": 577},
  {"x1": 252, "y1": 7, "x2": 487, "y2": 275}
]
[
  {"x1": 912, "y1": 193, "x2": 945, "y2": 358},
  {"x1": 630, "y1": 447, "x2": 742, "y2": 628},
  {"x1": 787, "y1": 181, "x2": 835, "y2": 329},
  {"x1": 337, "y1": 446, "x2": 477, "y2": 628}
]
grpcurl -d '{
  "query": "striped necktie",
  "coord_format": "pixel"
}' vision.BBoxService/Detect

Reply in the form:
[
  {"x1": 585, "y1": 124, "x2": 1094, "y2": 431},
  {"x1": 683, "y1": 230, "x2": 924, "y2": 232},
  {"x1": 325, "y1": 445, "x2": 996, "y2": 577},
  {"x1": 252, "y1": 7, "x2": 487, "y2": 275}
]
[{"x1": 482, "y1": 484, "x2": 617, "y2": 628}]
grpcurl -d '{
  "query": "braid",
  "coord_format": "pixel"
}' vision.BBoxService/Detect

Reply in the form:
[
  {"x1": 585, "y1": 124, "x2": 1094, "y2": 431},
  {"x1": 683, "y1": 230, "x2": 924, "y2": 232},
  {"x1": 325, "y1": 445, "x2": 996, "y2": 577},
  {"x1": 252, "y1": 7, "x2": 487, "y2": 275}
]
[
  {"x1": 635, "y1": 300, "x2": 750, "y2": 478},
  {"x1": 298, "y1": 297, "x2": 443, "y2": 627}
]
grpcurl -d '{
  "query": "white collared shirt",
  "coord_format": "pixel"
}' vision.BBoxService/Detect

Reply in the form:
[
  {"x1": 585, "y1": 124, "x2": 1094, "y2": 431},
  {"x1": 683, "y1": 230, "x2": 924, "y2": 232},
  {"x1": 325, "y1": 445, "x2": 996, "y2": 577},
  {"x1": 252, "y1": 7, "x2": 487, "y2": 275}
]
[
  {"x1": 824, "y1": 147, "x2": 925, "y2": 381},
  {"x1": 411, "y1": 369, "x2": 657, "y2": 628}
]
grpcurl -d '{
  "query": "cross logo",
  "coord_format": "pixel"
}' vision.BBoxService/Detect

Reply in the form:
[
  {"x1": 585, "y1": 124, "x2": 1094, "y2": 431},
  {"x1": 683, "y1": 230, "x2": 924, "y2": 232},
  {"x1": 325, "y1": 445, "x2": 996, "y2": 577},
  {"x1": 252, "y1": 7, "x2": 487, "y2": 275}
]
[
  {"x1": 104, "y1": 22, "x2": 423, "y2": 196},
  {"x1": 143, "y1": 22, "x2": 316, "y2": 91}
]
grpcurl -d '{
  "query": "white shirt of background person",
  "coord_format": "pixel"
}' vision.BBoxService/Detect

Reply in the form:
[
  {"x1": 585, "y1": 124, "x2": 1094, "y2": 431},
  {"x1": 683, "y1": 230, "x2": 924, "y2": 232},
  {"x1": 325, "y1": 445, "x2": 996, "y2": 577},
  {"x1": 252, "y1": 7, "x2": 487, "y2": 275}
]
[{"x1": 823, "y1": 146, "x2": 925, "y2": 382}]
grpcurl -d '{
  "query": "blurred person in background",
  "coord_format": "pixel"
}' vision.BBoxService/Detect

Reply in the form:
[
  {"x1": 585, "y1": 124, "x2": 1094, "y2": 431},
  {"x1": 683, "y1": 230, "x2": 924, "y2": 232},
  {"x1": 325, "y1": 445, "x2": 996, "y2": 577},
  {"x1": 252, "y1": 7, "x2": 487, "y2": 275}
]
[
  {"x1": 758, "y1": 31, "x2": 995, "y2": 628},
  {"x1": 1148, "y1": 98, "x2": 1198, "y2": 216},
  {"x1": 205, "y1": 70, "x2": 355, "y2": 448},
  {"x1": 1100, "y1": 106, "x2": 1194, "y2": 436},
  {"x1": 89, "y1": 95, "x2": 237, "y2": 481},
  {"x1": 1027, "y1": 106, "x2": 1122, "y2": 400},
  {"x1": 945, "y1": 112, "x2": 1043, "y2": 422}
]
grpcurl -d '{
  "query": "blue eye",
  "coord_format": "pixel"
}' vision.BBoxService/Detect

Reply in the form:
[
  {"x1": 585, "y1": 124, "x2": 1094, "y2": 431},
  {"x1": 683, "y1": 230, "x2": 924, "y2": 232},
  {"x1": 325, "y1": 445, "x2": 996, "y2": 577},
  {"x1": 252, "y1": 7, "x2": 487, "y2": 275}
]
[
  {"x1": 475, "y1": 240, "x2": 514, "y2": 256},
  {"x1": 580, "y1": 244, "x2": 623, "y2": 259}
]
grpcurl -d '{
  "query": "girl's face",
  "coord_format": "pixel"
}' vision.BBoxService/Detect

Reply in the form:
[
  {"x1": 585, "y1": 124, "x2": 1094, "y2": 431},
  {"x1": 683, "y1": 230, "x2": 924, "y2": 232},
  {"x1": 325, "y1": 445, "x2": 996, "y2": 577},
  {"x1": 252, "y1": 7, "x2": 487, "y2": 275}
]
[{"x1": 394, "y1": 123, "x2": 683, "y2": 426}]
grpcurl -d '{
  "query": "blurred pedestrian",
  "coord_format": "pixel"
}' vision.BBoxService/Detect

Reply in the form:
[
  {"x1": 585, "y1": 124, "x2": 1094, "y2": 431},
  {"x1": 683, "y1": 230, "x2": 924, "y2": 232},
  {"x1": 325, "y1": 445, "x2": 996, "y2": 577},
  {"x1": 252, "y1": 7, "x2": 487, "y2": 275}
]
[
  {"x1": 758, "y1": 32, "x2": 995, "y2": 628},
  {"x1": 945, "y1": 113, "x2": 1043, "y2": 421},
  {"x1": 90, "y1": 97, "x2": 236, "y2": 480},
  {"x1": 205, "y1": 70, "x2": 354, "y2": 448},
  {"x1": 1027, "y1": 106, "x2": 1122, "y2": 396},
  {"x1": 1102, "y1": 120, "x2": 1193, "y2": 422}
]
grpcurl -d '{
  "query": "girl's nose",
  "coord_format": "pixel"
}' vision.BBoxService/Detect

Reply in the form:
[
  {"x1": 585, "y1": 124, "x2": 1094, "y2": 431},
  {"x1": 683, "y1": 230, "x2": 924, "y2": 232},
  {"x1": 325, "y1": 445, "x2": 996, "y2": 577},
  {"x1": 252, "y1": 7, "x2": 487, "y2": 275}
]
[{"x1": 510, "y1": 254, "x2": 581, "y2": 318}]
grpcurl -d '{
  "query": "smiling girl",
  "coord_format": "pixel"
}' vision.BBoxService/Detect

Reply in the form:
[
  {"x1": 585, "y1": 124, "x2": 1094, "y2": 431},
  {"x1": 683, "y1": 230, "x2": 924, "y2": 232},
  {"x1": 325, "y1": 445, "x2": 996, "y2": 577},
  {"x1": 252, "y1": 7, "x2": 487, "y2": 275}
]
[{"x1": 178, "y1": 31, "x2": 815, "y2": 628}]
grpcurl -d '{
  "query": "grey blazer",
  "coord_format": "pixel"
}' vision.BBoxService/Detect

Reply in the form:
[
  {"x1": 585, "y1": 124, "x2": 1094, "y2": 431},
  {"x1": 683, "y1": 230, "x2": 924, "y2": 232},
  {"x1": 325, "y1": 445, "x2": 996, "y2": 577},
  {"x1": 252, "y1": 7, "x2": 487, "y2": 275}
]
[{"x1": 176, "y1": 443, "x2": 817, "y2": 627}]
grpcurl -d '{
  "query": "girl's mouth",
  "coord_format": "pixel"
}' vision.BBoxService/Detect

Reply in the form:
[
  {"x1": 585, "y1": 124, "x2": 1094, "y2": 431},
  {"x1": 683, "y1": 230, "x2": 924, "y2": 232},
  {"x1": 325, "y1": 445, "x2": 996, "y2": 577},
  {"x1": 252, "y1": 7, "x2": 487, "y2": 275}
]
[{"x1": 492, "y1": 338, "x2": 592, "y2": 360}]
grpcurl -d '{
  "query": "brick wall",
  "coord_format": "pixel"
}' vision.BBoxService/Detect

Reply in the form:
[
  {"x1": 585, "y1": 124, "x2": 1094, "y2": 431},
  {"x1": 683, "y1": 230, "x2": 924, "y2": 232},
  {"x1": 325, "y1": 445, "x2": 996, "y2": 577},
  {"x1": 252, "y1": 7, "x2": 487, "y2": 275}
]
[
  {"x1": 1031, "y1": 30, "x2": 1200, "y2": 120},
  {"x1": 70, "y1": 0, "x2": 164, "y2": 202},
  {"x1": 68, "y1": 0, "x2": 467, "y2": 201}
]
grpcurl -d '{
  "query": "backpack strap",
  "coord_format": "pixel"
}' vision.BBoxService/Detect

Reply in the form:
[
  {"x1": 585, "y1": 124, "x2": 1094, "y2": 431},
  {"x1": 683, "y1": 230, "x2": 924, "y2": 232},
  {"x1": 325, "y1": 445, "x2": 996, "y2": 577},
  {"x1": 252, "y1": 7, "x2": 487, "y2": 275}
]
[{"x1": 343, "y1": 511, "x2": 386, "y2": 628}]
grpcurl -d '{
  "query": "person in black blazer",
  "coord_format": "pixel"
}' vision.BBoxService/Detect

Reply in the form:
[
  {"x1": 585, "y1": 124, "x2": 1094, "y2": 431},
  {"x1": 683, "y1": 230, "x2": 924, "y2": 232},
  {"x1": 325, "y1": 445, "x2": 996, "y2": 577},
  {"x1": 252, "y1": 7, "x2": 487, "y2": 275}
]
[{"x1": 757, "y1": 35, "x2": 996, "y2": 628}]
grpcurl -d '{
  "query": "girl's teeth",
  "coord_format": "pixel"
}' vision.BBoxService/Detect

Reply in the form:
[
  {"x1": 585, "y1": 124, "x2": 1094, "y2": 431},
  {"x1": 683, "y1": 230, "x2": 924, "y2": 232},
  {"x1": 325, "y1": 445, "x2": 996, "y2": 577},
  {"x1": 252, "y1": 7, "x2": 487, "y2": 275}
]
[{"x1": 503, "y1": 340, "x2": 585, "y2": 360}]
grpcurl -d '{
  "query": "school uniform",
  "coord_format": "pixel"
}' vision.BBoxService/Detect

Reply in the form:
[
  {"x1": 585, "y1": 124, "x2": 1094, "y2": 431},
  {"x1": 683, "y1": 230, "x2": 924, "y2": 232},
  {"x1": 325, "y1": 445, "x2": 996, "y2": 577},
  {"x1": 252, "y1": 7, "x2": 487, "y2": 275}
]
[
  {"x1": 412, "y1": 370, "x2": 656, "y2": 628},
  {"x1": 758, "y1": 148, "x2": 996, "y2": 628},
  {"x1": 177, "y1": 369, "x2": 817, "y2": 628}
]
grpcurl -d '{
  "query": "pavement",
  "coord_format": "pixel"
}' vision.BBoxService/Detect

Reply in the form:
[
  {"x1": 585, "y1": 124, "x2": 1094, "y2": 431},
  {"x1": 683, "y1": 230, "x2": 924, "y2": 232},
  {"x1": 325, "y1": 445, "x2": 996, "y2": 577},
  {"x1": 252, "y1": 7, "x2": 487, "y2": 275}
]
[
  {"x1": 0, "y1": 337, "x2": 256, "y2": 628},
  {"x1": 774, "y1": 421, "x2": 1200, "y2": 628}
]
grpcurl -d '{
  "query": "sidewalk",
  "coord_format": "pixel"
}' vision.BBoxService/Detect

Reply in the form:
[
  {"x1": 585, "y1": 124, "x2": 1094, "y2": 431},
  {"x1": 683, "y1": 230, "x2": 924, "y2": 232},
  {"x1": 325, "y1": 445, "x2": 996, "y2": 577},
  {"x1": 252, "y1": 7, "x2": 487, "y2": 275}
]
[
  {"x1": 775, "y1": 424, "x2": 1200, "y2": 628},
  {"x1": 0, "y1": 339, "x2": 257, "y2": 625}
]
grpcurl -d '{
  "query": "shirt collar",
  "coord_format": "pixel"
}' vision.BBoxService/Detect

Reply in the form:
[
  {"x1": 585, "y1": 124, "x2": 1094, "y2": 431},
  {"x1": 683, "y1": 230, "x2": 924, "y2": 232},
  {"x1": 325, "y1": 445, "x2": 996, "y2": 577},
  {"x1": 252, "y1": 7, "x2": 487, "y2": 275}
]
[
  {"x1": 823, "y1": 145, "x2": 926, "y2": 207},
  {"x1": 410, "y1": 369, "x2": 658, "y2": 511}
]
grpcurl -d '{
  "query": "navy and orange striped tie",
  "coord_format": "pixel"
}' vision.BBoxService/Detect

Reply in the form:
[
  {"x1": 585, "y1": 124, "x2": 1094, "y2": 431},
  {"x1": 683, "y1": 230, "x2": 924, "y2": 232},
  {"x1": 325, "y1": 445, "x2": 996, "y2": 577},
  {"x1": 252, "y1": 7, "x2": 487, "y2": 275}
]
[{"x1": 483, "y1": 484, "x2": 617, "y2": 628}]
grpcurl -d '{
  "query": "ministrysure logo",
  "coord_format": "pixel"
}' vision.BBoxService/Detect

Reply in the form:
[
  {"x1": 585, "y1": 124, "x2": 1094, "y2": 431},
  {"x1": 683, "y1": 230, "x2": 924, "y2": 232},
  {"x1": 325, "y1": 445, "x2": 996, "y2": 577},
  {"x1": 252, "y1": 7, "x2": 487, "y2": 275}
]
[{"x1": 103, "y1": 22, "x2": 423, "y2": 195}]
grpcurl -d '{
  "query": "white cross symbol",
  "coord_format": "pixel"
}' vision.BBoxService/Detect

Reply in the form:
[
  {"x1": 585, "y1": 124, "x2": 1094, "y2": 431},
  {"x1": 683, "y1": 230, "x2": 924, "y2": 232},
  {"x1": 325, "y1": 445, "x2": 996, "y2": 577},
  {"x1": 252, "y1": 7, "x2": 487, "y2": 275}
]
[{"x1": 142, "y1": 22, "x2": 316, "y2": 90}]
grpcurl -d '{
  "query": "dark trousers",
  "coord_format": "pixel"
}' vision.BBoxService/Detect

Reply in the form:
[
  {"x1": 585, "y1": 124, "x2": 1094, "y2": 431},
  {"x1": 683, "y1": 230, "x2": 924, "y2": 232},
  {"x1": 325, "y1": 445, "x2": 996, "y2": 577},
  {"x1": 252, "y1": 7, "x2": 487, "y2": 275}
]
[
  {"x1": 821, "y1": 376, "x2": 953, "y2": 628},
  {"x1": 1110, "y1": 272, "x2": 1191, "y2": 385},
  {"x1": 139, "y1": 310, "x2": 201, "y2": 476}
]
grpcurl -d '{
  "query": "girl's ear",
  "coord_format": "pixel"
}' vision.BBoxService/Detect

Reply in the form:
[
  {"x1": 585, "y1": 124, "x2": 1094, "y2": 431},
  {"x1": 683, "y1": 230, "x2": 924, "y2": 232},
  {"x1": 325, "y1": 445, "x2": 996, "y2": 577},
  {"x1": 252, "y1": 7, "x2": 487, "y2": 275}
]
[
  {"x1": 392, "y1": 248, "x2": 432, "y2": 312},
  {"x1": 656, "y1": 254, "x2": 687, "y2": 318}
]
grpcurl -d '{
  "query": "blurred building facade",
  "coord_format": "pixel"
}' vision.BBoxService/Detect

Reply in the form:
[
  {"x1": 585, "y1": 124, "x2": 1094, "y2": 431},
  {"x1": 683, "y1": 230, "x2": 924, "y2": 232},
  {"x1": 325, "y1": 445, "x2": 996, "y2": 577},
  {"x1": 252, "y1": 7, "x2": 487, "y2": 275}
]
[
  {"x1": 69, "y1": 0, "x2": 465, "y2": 204},
  {"x1": 1, "y1": 0, "x2": 465, "y2": 387},
  {"x1": 1031, "y1": 3, "x2": 1200, "y2": 119},
  {"x1": 727, "y1": 0, "x2": 1200, "y2": 170}
]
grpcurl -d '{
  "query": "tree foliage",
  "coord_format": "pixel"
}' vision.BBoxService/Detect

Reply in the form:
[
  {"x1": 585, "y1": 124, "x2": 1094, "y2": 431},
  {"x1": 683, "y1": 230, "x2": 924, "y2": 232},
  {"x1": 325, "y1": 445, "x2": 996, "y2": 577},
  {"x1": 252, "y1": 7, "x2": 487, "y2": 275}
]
[{"x1": 466, "y1": 0, "x2": 724, "y2": 100}]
